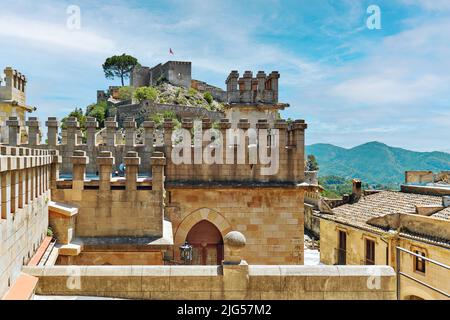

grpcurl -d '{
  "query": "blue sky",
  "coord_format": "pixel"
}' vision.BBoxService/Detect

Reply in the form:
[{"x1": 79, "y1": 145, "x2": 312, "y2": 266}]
[{"x1": 0, "y1": 0, "x2": 449, "y2": 152}]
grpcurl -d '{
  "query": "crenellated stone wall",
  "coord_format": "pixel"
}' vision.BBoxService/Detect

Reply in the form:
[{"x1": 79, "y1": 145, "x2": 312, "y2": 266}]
[
  {"x1": 0, "y1": 145, "x2": 60, "y2": 298},
  {"x1": 51, "y1": 150, "x2": 167, "y2": 238},
  {"x1": 226, "y1": 70, "x2": 280, "y2": 104},
  {"x1": 8, "y1": 115, "x2": 308, "y2": 185}
]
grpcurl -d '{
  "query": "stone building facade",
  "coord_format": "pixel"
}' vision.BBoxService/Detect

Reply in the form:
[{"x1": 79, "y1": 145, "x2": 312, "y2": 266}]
[{"x1": 315, "y1": 176, "x2": 450, "y2": 300}]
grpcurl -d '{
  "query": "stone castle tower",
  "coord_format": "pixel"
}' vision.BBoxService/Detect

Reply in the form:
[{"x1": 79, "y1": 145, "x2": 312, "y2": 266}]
[{"x1": 0, "y1": 67, "x2": 33, "y2": 144}]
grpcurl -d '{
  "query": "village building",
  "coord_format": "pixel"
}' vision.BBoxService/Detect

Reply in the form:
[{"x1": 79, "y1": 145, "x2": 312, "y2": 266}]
[{"x1": 314, "y1": 172, "x2": 450, "y2": 300}]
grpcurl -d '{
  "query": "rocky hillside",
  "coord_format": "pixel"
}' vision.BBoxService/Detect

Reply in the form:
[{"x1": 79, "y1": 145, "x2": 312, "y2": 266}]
[{"x1": 139, "y1": 83, "x2": 224, "y2": 111}]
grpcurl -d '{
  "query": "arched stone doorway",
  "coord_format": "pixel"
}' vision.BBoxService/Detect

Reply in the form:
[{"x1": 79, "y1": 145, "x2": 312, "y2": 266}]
[
  {"x1": 186, "y1": 220, "x2": 224, "y2": 265},
  {"x1": 406, "y1": 295, "x2": 425, "y2": 300}
]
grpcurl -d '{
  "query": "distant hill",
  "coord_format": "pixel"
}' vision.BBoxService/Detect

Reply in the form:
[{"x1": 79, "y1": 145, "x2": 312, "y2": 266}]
[{"x1": 306, "y1": 142, "x2": 450, "y2": 186}]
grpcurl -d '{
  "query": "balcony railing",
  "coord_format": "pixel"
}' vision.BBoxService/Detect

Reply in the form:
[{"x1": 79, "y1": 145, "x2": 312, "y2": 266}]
[{"x1": 396, "y1": 246, "x2": 450, "y2": 299}]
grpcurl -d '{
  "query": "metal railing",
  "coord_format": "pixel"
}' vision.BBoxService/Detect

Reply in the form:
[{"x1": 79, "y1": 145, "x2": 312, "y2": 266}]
[{"x1": 396, "y1": 246, "x2": 450, "y2": 299}]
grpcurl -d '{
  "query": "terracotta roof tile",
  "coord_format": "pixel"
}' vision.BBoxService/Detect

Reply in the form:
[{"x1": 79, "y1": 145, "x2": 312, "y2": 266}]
[
  {"x1": 316, "y1": 191, "x2": 448, "y2": 229},
  {"x1": 433, "y1": 207, "x2": 450, "y2": 220}
]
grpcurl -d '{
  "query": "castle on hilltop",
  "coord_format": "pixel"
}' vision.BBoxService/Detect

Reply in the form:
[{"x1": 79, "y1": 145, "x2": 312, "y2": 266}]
[{"x1": 109, "y1": 61, "x2": 288, "y2": 128}]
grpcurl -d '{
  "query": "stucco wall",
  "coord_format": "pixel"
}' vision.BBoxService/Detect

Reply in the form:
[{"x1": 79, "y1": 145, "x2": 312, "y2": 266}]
[
  {"x1": 397, "y1": 237, "x2": 450, "y2": 300},
  {"x1": 319, "y1": 218, "x2": 450, "y2": 300},
  {"x1": 319, "y1": 219, "x2": 388, "y2": 266}
]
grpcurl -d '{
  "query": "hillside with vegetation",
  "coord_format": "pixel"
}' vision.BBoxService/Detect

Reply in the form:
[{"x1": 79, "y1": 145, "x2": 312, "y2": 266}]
[
  {"x1": 117, "y1": 82, "x2": 224, "y2": 111},
  {"x1": 306, "y1": 141, "x2": 450, "y2": 188}
]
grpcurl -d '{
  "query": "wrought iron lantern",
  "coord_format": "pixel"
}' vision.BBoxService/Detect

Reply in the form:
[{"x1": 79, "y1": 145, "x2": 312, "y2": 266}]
[{"x1": 179, "y1": 241, "x2": 193, "y2": 264}]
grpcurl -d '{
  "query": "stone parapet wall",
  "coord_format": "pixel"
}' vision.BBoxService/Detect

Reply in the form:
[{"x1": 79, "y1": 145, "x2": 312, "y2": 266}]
[
  {"x1": 51, "y1": 189, "x2": 164, "y2": 238},
  {"x1": 7, "y1": 116, "x2": 309, "y2": 186},
  {"x1": 226, "y1": 70, "x2": 280, "y2": 104},
  {"x1": 50, "y1": 150, "x2": 166, "y2": 238},
  {"x1": 0, "y1": 145, "x2": 60, "y2": 297},
  {"x1": 23, "y1": 264, "x2": 396, "y2": 300}
]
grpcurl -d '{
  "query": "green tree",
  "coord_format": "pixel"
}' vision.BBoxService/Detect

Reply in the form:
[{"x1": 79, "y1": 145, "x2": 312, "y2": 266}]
[
  {"x1": 306, "y1": 154, "x2": 319, "y2": 171},
  {"x1": 86, "y1": 101, "x2": 108, "y2": 127},
  {"x1": 203, "y1": 92, "x2": 213, "y2": 104},
  {"x1": 102, "y1": 54, "x2": 139, "y2": 86},
  {"x1": 134, "y1": 86, "x2": 159, "y2": 102},
  {"x1": 117, "y1": 86, "x2": 134, "y2": 100},
  {"x1": 150, "y1": 111, "x2": 180, "y2": 130},
  {"x1": 61, "y1": 108, "x2": 86, "y2": 130}
]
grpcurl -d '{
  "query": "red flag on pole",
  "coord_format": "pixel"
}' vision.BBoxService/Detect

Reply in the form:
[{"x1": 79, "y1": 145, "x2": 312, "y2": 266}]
[{"x1": 169, "y1": 48, "x2": 174, "y2": 55}]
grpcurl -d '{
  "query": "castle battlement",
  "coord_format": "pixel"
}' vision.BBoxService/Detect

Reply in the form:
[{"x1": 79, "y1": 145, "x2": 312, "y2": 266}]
[
  {"x1": 5, "y1": 114, "x2": 309, "y2": 185},
  {"x1": 225, "y1": 70, "x2": 280, "y2": 104},
  {"x1": 0, "y1": 67, "x2": 27, "y2": 106}
]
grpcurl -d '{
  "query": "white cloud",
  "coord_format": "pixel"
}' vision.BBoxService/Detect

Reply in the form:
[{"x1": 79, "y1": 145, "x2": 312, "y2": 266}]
[
  {"x1": 325, "y1": 19, "x2": 450, "y2": 105},
  {"x1": 401, "y1": 0, "x2": 450, "y2": 11},
  {"x1": 0, "y1": 14, "x2": 116, "y2": 54}
]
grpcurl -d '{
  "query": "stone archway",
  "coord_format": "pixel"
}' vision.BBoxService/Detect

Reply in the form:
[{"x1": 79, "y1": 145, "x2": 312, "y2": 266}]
[
  {"x1": 174, "y1": 208, "x2": 232, "y2": 262},
  {"x1": 401, "y1": 285, "x2": 435, "y2": 300},
  {"x1": 186, "y1": 220, "x2": 224, "y2": 265},
  {"x1": 405, "y1": 295, "x2": 425, "y2": 300}
]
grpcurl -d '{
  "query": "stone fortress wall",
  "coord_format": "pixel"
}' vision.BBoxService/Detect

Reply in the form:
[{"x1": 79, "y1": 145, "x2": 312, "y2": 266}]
[
  {"x1": 2, "y1": 108, "x2": 310, "y2": 265},
  {"x1": 226, "y1": 70, "x2": 280, "y2": 104},
  {"x1": 0, "y1": 144, "x2": 398, "y2": 300},
  {"x1": 10, "y1": 115, "x2": 307, "y2": 185},
  {"x1": 0, "y1": 145, "x2": 59, "y2": 297},
  {"x1": 50, "y1": 150, "x2": 166, "y2": 239},
  {"x1": 131, "y1": 61, "x2": 192, "y2": 89}
]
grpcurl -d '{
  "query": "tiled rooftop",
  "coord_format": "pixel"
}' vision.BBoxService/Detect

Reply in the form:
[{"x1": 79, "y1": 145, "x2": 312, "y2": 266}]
[
  {"x1": 316, "y1": 191, "x2": 449, "y2": 233},
  {"x1": 433, "y1": 206, "x2": 450, "y2": 220}
]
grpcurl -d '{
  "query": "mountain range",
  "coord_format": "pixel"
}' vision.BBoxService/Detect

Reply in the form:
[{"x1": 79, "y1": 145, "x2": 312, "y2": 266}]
[{"x1": 305, "y1": 141, "x2": 450, "y2": 186}]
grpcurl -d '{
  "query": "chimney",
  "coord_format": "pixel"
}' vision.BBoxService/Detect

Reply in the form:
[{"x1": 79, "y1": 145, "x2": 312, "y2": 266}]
[{"x1": 351, "y1": 179, "x2": 362, "y2": 203}]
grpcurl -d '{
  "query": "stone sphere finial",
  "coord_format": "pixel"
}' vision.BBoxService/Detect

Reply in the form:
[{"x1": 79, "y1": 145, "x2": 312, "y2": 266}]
[
  {"x1": 224, "y1": 231, "x2": 246, "y2": 265},
  {"x1": 224, "y1": 231, "x2": 246, "y2": 249}
]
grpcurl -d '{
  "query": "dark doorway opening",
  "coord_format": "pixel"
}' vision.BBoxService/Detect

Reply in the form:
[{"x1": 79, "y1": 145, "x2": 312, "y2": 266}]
[{"x1": 186, "y1": 220, "x2": 224, "y2": 265}]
